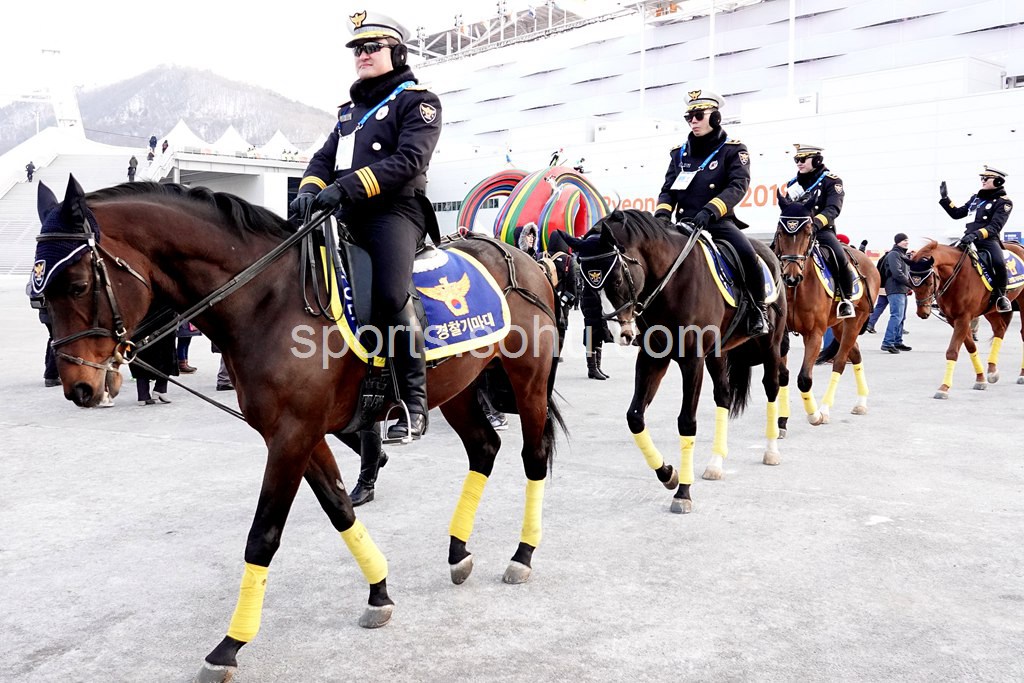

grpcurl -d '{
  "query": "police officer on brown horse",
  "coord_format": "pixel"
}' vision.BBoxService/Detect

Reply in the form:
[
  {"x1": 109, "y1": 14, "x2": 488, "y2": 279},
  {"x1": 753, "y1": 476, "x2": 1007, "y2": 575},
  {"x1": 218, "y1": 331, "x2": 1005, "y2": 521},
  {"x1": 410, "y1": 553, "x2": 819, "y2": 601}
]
[
  {"x1": 939, "y1": 165, "x2": 1014, "y2": 313},
  {"x1": 783, "y1": 144, "x2": 855, "y2": 319},
  {"x1": 654, "y1": 90, "x2": 767, "y2": 336},
  {"x1": 291, "y1": 10, "x2": 442, "y2": 446}
]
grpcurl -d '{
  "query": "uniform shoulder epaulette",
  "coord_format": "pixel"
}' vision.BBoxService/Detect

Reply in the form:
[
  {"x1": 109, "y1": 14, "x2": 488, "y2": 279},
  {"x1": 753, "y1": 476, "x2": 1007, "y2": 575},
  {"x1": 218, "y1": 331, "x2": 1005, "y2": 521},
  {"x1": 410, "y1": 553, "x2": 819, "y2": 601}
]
[
  {"x1": 670, "y1": 144, "x2": 683, "y2": 152},
  {"x1": 725, "y1": 138, "x2": 743, "y2": 144},
  {"x1": 406, "y1": 84, "x2": 431, "y2": 91},
  {"x1": 826, "y1": 171, "x2": 841, "y2": 179},
  {"x1": 336, "y1": 101, "x2": 352, "y2": 111}
]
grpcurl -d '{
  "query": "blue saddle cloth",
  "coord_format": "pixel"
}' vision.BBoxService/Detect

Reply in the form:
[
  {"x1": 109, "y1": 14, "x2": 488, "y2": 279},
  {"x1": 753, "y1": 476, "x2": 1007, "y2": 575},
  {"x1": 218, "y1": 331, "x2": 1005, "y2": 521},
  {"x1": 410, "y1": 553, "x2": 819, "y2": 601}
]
[
  {"x1": 971, "y1": 246, "x2": 1024, "y2": 291},
  {"x1": 325, "y1": 246, "x2": 512, "y2": 364},
  {"x1": 698, "y1": 237, "x2": 779, "y2": 308},
  {"x1": 810, "y1": 247, "x2": 864, "y2": 300}
]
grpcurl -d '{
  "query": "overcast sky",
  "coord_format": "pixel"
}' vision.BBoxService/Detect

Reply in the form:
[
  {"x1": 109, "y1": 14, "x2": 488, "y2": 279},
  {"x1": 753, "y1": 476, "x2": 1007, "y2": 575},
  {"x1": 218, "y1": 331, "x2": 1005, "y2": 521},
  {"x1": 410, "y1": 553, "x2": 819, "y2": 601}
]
[{"x1": 0, "y1": 0, "x2": 625, "y2": 112}]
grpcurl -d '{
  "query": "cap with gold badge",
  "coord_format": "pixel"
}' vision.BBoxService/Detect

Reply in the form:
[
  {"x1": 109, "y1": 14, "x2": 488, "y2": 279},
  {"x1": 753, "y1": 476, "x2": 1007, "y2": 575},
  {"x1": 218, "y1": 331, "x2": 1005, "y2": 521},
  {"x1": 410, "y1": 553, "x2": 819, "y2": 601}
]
[
  {"x1": 345, "y1": 10, "x2": 409, "y2": 47},
  {"x1": 980, "y1": 165, "x2": 1007, "y2": 182},
  {"x1": 685, "y1": 89, "x2": 724, "y2": 111},
  {"x1": 793, "y1": 143, "x2": 824, "y2": 160}
]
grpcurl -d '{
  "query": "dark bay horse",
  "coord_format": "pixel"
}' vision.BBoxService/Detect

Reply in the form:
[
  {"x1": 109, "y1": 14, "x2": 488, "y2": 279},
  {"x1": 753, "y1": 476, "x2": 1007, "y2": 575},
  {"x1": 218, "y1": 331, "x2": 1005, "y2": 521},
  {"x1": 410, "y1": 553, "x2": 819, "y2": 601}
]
[
  {"x1": 576, "y1": 210, "x2": 787, "y2": 514},
  {"x1": 774, "y1": 195, "x2": 879, "y2": 427},
  {"x1": 35, "y1": 177, "x2": 563, "y2": 682},
  {"x1": 910, "y1": 240, "x2": 1024, "y2": 397}
]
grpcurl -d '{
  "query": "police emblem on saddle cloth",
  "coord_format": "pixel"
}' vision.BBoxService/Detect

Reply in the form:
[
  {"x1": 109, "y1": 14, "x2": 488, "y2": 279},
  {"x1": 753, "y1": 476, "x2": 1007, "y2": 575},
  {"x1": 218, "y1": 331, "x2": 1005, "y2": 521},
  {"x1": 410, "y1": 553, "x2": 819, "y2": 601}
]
[
  {"x1": 972, "y1": 248, "x2": 1024, "y2": 291},
  {"x1": 698, "y1": 242, "x2": 781, "y2": 308},
  {"x1": 323, "y1": 247, "x2": 511, "y2": 365}
]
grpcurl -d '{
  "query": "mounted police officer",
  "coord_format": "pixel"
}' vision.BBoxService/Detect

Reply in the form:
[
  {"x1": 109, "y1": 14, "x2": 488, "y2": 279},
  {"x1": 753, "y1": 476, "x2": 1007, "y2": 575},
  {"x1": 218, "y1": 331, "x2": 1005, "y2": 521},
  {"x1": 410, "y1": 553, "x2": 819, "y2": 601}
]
[
  {"x1": 783, "y1": 144, "x2": 854, "y2": 319},
  {"x1": 939, "y1": 166, "x2": 1013, "y2": 313},
  {"x1": 654, "y1": 90, "x2": 767, "y2": 336},
  {"x1": 290, "y1": 10, "x2": 442, "y2": 445}
]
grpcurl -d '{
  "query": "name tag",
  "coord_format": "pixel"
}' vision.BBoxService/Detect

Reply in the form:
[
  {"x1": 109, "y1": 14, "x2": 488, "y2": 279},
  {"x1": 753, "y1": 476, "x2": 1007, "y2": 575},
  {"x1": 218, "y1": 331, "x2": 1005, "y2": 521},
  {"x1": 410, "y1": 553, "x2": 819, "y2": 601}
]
[
  {"x1": 671, "y1": 170, "x2": 697, "y2": 191},
  {"x1": 335, "y1": 133, "x2": 355, "y2": 171}
]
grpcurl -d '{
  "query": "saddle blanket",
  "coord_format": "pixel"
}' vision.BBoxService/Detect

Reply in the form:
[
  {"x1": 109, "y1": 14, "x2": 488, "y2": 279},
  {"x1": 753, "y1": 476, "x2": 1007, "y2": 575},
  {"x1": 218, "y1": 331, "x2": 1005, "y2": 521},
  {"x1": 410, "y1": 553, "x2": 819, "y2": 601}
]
[
  {"x1": 323, "y1": 247, "x2": 511, "y2": 365},
  {"x1": 699, "y1": 241, "x2": 780, "y2": 308},
  {"x1": 972, "y1": 248, "x2": 1024, "y2": 292},
  {"x1": 811, "y1": 248, "x2": 865, "y2": 301}
]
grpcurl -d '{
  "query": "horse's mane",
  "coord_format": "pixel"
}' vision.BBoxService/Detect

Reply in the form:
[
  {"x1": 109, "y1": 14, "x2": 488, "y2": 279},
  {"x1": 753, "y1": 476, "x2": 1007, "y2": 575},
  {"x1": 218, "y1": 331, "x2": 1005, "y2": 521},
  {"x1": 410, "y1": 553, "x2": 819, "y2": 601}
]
[
  {"x1": 911, "y1": 239, "x2": 941, "y2": 261},
  {"x1": 86, "y1": 182, "x2": 296, "y2": 239},
  {"x1": 595, "y1": 208, "x2": 676, "y2": 243}
]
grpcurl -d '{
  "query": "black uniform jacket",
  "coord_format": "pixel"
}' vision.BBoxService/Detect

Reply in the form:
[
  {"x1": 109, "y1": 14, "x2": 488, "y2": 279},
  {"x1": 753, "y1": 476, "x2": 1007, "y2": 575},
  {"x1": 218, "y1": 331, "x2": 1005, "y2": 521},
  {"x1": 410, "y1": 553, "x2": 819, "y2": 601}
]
[
  {"x1": 298, "y1": 66, "x2": 442, "y2": 211},
  {"x1": 784, "y1": 167, "x2": 844, "y2": 230},
  {"x1": 655, "y1": 128, "x2": 750, "y2": 226},
  {"x1": 939, "y1": 188, "x2": 1013, "y2": 240}
]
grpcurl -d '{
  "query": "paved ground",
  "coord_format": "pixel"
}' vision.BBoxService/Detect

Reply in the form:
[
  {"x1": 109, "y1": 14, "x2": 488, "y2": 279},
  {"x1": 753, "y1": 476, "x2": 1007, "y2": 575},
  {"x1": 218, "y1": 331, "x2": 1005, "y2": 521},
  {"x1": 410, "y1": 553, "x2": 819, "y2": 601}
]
[{"x1": 2, "y1": 274, "x2": 1023, "y2": 682}]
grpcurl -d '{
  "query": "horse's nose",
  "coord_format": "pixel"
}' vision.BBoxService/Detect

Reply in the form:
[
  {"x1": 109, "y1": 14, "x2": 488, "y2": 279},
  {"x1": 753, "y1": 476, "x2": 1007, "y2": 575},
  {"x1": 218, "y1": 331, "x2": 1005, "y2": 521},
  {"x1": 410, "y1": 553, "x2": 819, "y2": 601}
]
[
  {"x1": 782, "y1": 274, "x2": 801, "y2": 287},
  {"x1": 70, "y1": 382, "x2": 93, "y2": 407},
  {"x1": 917, "y1": 309, "x2": 930, "y2": 320}
]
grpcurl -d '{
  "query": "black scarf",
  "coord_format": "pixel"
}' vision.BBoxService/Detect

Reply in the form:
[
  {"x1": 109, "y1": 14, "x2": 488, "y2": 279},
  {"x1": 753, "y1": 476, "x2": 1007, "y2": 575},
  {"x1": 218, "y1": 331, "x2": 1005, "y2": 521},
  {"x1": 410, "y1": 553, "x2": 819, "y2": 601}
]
[
  {"x1": 797, "y1": 166, "x2": 827, "y2": 188},
  {"x1": 687, "y1": 127, "x2": 727, "y2": 158},
  {"x1": 350, "y1": 65, "x2": 418, "y2": 106},
  {"x1": 976, "y1": 187, "x2": 1005, "y2": 201}
]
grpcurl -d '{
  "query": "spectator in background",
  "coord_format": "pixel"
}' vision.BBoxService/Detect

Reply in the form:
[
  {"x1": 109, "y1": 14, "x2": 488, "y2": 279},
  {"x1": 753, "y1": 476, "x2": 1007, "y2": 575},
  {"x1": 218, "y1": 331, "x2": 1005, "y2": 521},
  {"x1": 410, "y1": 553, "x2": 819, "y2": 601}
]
[
  {"x1": 149, "y1": 135, "x2": 158, "y2": 153},
  {"x1": 127, "y1": 164, "x2": 136, "y2": 182},
  {"x1": 858, "y1": 239, "x2": 868, "y2": 253},
  {"x1": 880, "y1": 233, "x2": 913, "y2": 354},
  {"x1": 25, "y1": 161, "x2": 35, "y2": 182},
  {"x1": 147, "y1": 150, "x2": 155, "y2": 163},
  {"x1": 130, "y1": 332, "x2": 177, "y2": 405},
  {"x1": 573, "y1": 157, "x2": 586, "y2": 174},
  {"x1": 161, "y1": 139, "x2": 169, "y2": 154},
  {"x1": 549, "y1": 147, "x2": 563, "y2": 166},
  {"x1": 176, "y1": 322, "x2": 200, "y2": 373},
  {"x1": 26, "y1": 281, "x2": 59, "y2": 387}
]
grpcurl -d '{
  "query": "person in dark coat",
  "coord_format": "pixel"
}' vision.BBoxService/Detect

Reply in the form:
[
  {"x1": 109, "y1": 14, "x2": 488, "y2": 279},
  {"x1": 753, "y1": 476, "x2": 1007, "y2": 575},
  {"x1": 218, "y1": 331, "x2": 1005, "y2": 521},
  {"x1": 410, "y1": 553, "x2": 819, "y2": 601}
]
[
  {"x1": 939, "y1": 165, "x2": 1014, "y2": 312},
  {"x1": 26, "y1": 161, "x2": 35, "y2": 182},
  {"x1": 880, "y1": 234, "x2": 913, "y2": 354},
  {"x1": 551, "y1": 229, "x2": 611, "y2": 379},
  {"x1": 130, "y1": 332, "x2": 178, "y2": 405},
  {"x1": 149, "y1": 135, "x2": 158, "y2": 153}
]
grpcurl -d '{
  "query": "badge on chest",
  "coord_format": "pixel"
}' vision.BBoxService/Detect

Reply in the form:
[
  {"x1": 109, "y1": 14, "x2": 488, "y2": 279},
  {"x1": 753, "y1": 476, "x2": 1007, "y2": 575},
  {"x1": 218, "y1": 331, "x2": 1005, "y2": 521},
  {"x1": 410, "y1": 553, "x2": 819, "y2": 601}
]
[{"x1": 335, "y1": 133, "x2": 355, "y2": 171}]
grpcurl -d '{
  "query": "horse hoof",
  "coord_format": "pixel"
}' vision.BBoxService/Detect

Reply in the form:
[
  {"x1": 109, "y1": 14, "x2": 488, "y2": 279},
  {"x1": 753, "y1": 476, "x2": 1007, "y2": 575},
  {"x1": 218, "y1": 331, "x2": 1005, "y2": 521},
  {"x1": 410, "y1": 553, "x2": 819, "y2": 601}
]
[
  {"x1": 701, "y1": 465, "x2": 723, "y2": 481},
  {"x1": 777, "y1": 428, "x2": 787, "y2": 440},
  {"x1": 195, "y1": 662, "x2": 236, "y2": 683},
  {"x1": 358, "y1": 604, "x2": 394, "y2": 629},
  {"x1": 933, "y1": 391, "x2": 949, "y2": 400},
  {"x1": 450, "y1": 555, "x2": 474, "y2": 585},
  {"x1": 670, "y1": 497, "x2": 693, "y2": 514},
  {"x1": 987, "y1": 372, "x2": 1000, "y2": 384},
  {"x1": 1018, "y1": 376, "x2": 1024, "y2": 385},
  {"x1": 763, "y1": 449, "x2": 781, "y2": 466},
  {"x1": 807, "y1": 413, "x2": 824, "y2": 426},
  {"x1": 972, "y1": 382, "x2": 987, "y2": 391},
  {"x1": 850, "y1": 405, "x2": 868, "y2": 415},
  {"x1": 502, "y1": 560, "x2": 532, "y2": 584},
  {"x1": 663, "y1": 466, "x2": 679, "y2": 490}
]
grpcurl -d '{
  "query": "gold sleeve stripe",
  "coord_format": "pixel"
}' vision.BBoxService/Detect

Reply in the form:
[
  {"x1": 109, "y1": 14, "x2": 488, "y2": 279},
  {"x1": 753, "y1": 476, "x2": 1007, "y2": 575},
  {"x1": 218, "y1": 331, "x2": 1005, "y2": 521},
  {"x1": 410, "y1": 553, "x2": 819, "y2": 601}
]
[
  {"x1": 356, "y1": 167, "x2": 380, "y2": 198},
  {"x1": 979, "y1": 228, "x2": 989, "y2": 239},
  {"x1": 656, "y1": 203, "x2": 673, "y2": 213},
  {"x1": 300, "y1": 176, "x2": 327, "y2": 191},
  {"x1": 814, "y1": 213, "x2": 829, "y2": 228},
  {"x1": 709, "y1": 197, "x2": 728, "y2": 217}
]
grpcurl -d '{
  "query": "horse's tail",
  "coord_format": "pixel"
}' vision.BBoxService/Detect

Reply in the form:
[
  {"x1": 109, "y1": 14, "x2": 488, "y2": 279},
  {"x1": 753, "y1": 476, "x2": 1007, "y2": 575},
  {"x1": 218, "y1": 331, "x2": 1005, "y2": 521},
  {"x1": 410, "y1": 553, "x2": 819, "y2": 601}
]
[
  {"x1": 724, "y1": 342, "x2": 760, "y2": 418},
  {"x1": 815, "y1": 334, "x2": 841, "y2": 365},
  {"x1": 543, "y1": 353, "x2": 568, "y2": 475}
]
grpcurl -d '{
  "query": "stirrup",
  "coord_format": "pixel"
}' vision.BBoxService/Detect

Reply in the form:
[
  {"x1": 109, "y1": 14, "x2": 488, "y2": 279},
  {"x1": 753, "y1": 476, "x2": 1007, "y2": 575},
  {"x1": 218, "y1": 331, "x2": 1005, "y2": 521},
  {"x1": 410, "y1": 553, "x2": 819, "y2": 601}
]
[
  {"x1": 836, "y1": 299, "x2": 855, "y2": 319},
  {"x1": 381, "y1": 401, "x2": 414, "y2": 445},
  {"x1": 995, "y1": 295, "x2": 1012, "y2": 313}
]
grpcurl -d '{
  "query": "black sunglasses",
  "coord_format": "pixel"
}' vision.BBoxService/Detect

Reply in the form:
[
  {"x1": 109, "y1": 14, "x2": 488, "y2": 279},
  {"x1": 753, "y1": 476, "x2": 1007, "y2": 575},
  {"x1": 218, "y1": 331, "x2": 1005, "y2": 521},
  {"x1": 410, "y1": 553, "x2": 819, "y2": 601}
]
[
  {"x1": 683, "y1": 110, "x2": 706, "y2": 123},
  {"x1": 352, "y1": 42, "x2": 390, "y2": 57},
  {"x1": 794, "y1": 155, "x2": 813, "y2": 163}
]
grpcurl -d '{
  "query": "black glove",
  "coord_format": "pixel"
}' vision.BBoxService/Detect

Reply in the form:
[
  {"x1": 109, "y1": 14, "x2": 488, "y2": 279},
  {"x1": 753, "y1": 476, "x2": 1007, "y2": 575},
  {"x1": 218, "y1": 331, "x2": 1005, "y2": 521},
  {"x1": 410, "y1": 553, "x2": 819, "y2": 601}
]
[
  {"x1": 654, "y1": 209, "x2": 671, "y2": 222},
  {"x1": 313, "y1": 182, "x2": 347, "y2": 212},
  {"x1": 558, "y1": 291, "x2": 576, "y2": 308},
  {"x1": 289, "y1": 192, "x2": 316, "y2": 219},
  {"x1": 690, "y1": 209, "x2": 715, "y2": 230},
  {"x1": 961, "y1": 231, "x2": 978, "y2": 244},
  {"x1": 939, "y1": 181, "x2": 948, "y2": 200}
]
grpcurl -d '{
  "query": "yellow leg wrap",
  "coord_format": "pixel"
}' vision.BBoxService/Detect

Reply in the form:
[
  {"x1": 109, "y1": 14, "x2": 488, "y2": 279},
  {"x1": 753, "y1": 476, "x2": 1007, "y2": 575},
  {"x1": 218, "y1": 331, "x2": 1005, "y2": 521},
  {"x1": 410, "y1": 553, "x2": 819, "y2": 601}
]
[
  {"x1": 942, "y1": 359, "x2": 956, "y2": 388},
  {"x1": 800, "y1": 390, "x2": 819, "y2": 416},
  {"x1": 853, "y1": 363, "x2": 868, "y2": 397},
  {"x1": 448, "y1": 471, "x2": 488, "y2": 542},
  {"x1": 520, "y1": 479, "x2": 545, "y2": 547},
  {"x1": 969, "y1": 351, "x2": 985, "y2": 375},
  {"x1": 340, "y1": 520, "x2": 388, "y2": 585},
  {"x1": 711, "y1": 406, "x2": 728, "y2": 458},
  {"x1": 822, "y1": 371, "x2": 841, "y2": 408},
  {"x1": 778, "y1": 385, "x2": 791, "y2": 419},
  {"x1": 765, "y1": 401, "x2": 779, "y2": 440},
  {"x1": 226, "y1": 563, "x2": 269, "y2": 643},
  {"x1": 678, "y1": 435, "x2": 695, "y2": 485},
  {"x1": 988, "y1": 337, "x2": 1004, "y2": 366},
  {"x1": 632, "y1": 428, "x2": 665, "y2": 470}
]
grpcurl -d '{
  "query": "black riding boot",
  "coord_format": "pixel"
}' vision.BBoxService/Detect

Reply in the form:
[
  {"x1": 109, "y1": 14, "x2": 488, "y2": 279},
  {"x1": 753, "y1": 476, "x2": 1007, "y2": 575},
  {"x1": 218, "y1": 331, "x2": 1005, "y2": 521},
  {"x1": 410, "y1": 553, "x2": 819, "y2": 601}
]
[
  {"x1": 830, "y1": 248, "x2": 856, "y2": 319},
  {"x1": 386, "y1": 299, "x2": 429, "y2": 440},
  {"x1": 594, "y1": 345, "x2": 610, "y2": 379},
  {"x1": 587, "y1": 350, "x2": 606, "y2": 380},
  {"x1": 350, "y1": 430, "x2": 388, "y2": 507},
  {"x1": 994, "y1": 289, "x2": 1011, "y2": 313}
]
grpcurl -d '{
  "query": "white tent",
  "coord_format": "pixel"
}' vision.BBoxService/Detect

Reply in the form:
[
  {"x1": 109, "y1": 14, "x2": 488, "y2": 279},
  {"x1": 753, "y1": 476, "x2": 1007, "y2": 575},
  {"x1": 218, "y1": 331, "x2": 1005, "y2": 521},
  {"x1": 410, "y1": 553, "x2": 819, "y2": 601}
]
[
  {"x1": 257, "y1": 130, "x2": 293, "y2": 159},
  {"x1": 162, "y1": 119, "x2": 208, "y2": 152},
  {"x1": 211, "y1": 125, "x2": 251, "y2": 155}
]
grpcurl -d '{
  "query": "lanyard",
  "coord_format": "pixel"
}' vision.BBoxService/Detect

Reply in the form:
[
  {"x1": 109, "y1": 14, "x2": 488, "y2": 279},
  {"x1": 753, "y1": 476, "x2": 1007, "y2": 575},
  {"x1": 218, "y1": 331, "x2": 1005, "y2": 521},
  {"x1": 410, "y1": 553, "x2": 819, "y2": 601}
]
[
  {"x1": 678, "y1": 139, "x2": 728, "y2": 171},
  {"x1": 789, "y1": 171, "x2": 826, "y2": 194},
  {"x1": 337, "y1": 81, "x2": 415, "y2": 134}
]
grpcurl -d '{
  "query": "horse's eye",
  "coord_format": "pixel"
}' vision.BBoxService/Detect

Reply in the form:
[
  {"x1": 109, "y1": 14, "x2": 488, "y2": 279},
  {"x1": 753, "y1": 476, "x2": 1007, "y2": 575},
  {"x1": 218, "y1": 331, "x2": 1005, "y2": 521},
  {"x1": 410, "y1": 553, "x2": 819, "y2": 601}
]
[{"x1": 68, "y1": 281, "x2": 88, "y2": 298}]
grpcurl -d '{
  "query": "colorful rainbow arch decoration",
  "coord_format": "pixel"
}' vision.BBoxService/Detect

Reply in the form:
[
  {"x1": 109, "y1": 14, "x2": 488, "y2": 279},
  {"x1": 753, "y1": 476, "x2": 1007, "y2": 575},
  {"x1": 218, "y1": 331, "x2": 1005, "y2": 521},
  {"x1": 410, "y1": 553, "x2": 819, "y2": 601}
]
[{"x1": 458, "y1": 166, "x2": 611, "y2": 251}]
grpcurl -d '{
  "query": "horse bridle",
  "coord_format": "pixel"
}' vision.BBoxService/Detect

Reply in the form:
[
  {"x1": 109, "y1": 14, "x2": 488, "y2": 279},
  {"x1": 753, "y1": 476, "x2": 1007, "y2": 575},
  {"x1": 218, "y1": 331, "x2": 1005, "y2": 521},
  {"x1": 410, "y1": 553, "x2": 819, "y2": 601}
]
[
  {"x1": 775, "y1": 216, "x2": 815, "y2": 282},
  {"x1": 912, "y1": 248, "x2": 971, "y2": 310},
  {"x1": 36, "y1": 224, "x2": 149, "y2": 372}
]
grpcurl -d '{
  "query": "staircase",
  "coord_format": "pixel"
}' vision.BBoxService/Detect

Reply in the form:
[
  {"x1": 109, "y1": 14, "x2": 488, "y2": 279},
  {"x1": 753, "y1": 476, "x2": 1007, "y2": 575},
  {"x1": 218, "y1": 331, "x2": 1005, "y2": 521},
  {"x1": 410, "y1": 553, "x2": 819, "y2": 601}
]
[{"x1": 0, "y1": 154, "x2": 136, "y2": 275}]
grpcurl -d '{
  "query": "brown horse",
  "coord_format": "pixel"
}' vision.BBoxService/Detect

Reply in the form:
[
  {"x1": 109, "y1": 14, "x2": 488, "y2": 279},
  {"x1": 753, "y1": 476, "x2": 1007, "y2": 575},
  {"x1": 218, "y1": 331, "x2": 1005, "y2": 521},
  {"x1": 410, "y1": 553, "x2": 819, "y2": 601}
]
[
  {"x1": 773, "y1": 195, "x2": 880, "y2": 428},
  {"x1": 575, "y1": 210, "x2": 787, "y2": 514},
  {"x1": 909, "y1": 240, "x2": 1024, "y2": 398},
  {"x1": 34, "y1": 177, "x2": 563, "y2": 682}
]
